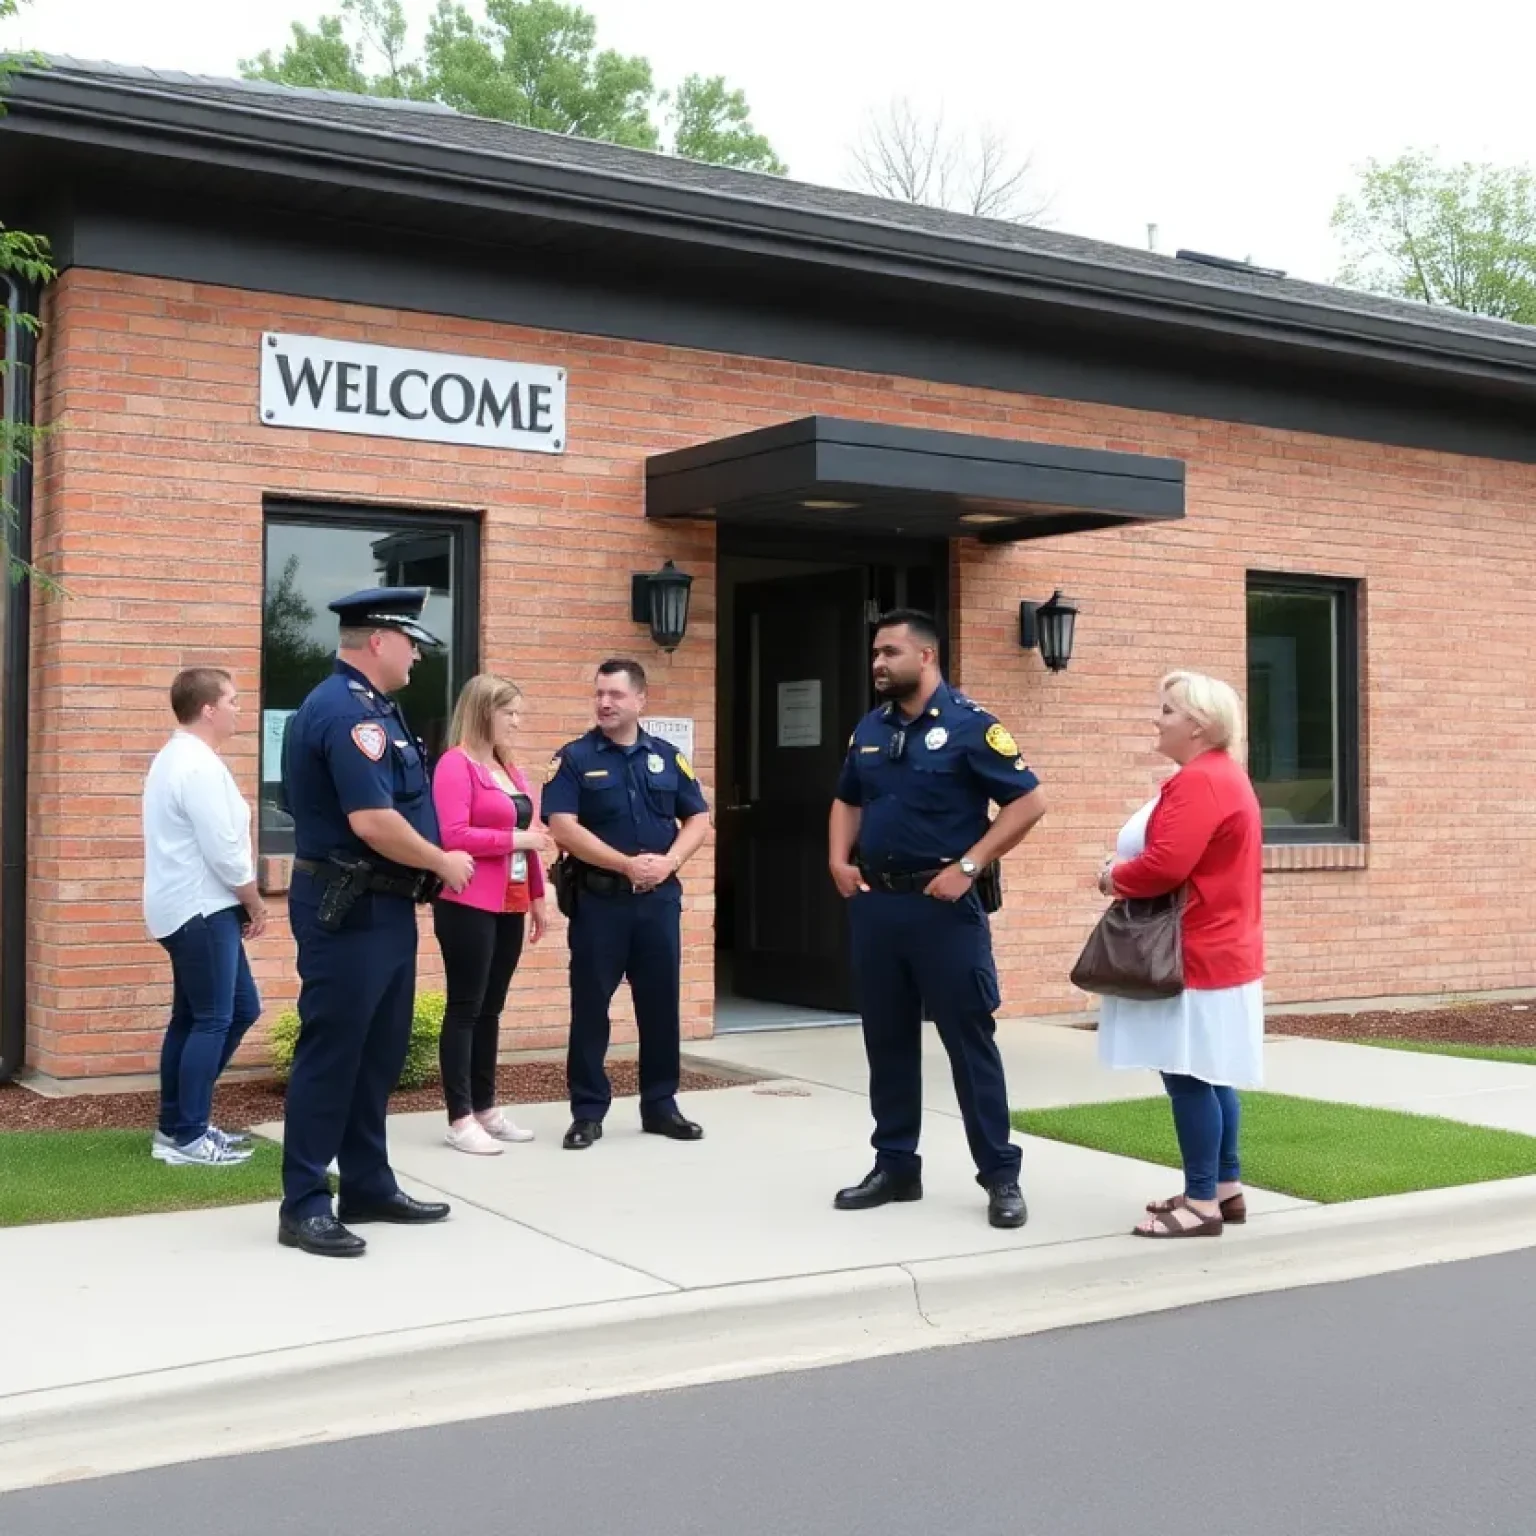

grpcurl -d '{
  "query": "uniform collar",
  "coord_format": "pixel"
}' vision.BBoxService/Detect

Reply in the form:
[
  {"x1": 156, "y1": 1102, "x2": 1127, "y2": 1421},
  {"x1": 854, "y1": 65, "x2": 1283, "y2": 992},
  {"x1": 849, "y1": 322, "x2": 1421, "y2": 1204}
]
[
  {"x1": 335, "y1": 658, "x2": 387, "y2": 702},
  {"x1": 883, "y1": 679, "x2": 952, "y2": 728},
  {"x1": 590, "y1": 724, "x2": 649, "y2": 755}
]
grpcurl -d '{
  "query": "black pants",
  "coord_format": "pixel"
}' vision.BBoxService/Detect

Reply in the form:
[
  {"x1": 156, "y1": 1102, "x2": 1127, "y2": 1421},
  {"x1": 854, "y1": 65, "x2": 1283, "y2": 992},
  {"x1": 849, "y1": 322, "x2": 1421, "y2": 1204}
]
[{"x1": 432, "y1": 898, "x2": 526, "y2": 1123}]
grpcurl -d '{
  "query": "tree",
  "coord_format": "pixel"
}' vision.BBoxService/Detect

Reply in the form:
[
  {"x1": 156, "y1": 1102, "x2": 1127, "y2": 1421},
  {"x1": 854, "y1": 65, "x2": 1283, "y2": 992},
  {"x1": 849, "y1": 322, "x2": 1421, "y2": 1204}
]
[
  {"x1": 669, "y1": 74, "x2": 785, "y2": 174},
  {"x1": 243, "y1": 0, "x2": 785, "y2": 172},
  {"x1": 1, "y1": 0, "x2": 61, "y2": 591},
  {"x1": 1332, "y1": 150, "x2": 1536, "y2": 324},
  {"x1": 849, "y1": 97, "x2": 1049, "y2": 224}
]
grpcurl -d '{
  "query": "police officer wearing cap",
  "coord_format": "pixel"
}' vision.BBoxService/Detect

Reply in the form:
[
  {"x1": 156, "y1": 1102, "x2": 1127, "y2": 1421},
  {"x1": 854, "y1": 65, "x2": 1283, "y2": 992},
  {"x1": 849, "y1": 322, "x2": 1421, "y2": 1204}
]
[
  {"x1": 277, "y1": 587, "x2": 475, "y2": 1258},
  {"x1": 828, "y1": 608, "x2": 1047, "y2": 1229},
  {"x1": 542, "y1": 658, "x2": 711, "y2": 1150}
]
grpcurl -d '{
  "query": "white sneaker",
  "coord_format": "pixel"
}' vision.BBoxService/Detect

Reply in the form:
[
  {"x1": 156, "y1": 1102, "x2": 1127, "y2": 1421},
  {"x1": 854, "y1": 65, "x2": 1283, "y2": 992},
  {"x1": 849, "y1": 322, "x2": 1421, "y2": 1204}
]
[
  {"x1": 154, "y1": 1126, "x2": 251, "y2": 1160},
  {"x1": 476, "y1": 1108, "x2": 535, "y2": 1144},
  {"x1": 445, "y1": 1120, "x2": 504, "y2": 1156},
  {"x1": 159, "y1": 1132, "x2": 253, "y2": 1167}
]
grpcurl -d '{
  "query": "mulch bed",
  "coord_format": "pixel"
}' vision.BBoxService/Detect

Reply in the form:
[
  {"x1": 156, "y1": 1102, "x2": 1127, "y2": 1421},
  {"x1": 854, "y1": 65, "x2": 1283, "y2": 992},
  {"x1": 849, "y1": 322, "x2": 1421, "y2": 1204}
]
[
  {"x1": 0, "y1": 1061, "x2": 741, "y2": 1133},
  {"x1": 1265, "y1": 1001, "x2": 1536, "y2": 1048}
]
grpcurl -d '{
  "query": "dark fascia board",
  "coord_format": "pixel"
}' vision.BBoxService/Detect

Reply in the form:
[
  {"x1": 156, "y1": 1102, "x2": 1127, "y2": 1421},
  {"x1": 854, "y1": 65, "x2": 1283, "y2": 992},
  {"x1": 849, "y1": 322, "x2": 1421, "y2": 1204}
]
[
  {"x1": 9, "y1": 68, "x2": 1536, "y2": 400},
  {"x1": 645, "y1": 415, "x2": 1185, "y2": 542}
]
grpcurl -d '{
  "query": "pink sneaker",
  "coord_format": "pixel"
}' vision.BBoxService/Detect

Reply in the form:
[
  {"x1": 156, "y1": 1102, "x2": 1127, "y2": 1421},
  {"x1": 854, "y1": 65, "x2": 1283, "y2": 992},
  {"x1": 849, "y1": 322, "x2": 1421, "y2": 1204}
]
[
  {"x1": 445, "y1": 1120, "x2": 504, "y2": 1155},
  {"x1": 476, "y1": 1108, "x2": 535, "y2": 1144}
]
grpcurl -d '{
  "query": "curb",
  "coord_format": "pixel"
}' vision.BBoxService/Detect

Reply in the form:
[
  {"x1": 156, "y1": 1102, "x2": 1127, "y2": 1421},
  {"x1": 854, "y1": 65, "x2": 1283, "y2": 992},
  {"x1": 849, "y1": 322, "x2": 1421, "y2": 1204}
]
[{"x1": 6, "y1": 1176, "x2": 1536, "y2": 1491}]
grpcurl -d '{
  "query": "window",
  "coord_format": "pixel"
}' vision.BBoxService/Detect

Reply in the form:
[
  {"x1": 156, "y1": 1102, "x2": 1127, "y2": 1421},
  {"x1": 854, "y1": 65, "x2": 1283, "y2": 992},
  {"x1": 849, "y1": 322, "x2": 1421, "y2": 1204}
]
[
  {"x1": 260, "y1": 502, "x2": 480, "y2": 858},
  {"x1": 1245, "y1": 574, "x2": 1360, "y2": 842}
]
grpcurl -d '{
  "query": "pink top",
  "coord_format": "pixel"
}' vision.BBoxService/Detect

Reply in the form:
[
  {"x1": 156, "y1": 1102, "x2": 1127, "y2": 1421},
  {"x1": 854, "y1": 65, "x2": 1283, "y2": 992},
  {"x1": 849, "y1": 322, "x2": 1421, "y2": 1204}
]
[{"x1": 431, "y1": 746, "x2": 547, "y2": 912}]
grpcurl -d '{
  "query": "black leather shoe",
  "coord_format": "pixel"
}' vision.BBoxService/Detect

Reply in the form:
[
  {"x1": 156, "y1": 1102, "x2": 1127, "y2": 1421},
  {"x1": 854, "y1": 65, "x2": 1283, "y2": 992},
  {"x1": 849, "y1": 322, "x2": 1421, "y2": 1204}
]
[
  {"x1": 834, "y1": 1167, "x2": 923, "y2": 1210},
  {"x1": 336, "y1": 1191, "x2": 450, "y2": 1225},
  {"x1": 987, "y1": 1179, "x2": 1028, "y2": 1229},
  {"x1": 278, "y1": 1214, "x2": 366, "y2": 1257},
  {"x1": 563, "y1": 1118, "x2": 604, "y2": 1150},
  {"x1": 641, "y1": 1110, "x2": 704, "y2": 1141}
]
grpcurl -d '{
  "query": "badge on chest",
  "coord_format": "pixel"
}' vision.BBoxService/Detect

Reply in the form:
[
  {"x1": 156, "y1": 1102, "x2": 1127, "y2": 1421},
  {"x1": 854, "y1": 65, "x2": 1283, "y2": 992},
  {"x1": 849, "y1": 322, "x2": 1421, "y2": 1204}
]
[
  {"x1": 924, "y1": 726, "x2": 948, "y2": 752},
  {"x1": 647, "y1": 753, "x2": 664, "y2": 774}
]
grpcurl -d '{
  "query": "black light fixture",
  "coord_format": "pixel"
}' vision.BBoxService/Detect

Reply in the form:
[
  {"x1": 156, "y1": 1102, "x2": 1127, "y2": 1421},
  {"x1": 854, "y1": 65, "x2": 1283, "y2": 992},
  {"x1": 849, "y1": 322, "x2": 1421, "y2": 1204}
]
[
  {"x1": 1019, "y1": 589, "x2": 1079, "y2": 672},
  {"x1": 631, "y1": 559, "x2": 694, "y2": 652}
]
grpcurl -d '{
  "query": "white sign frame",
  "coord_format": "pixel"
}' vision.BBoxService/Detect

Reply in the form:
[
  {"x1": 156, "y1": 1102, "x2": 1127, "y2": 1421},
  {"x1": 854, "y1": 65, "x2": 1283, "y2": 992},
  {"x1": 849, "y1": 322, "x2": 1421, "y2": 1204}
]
[
  {"x1": 642, "y1": 716, "x2": 696, "y2": 763},
  {"x1": 777, "y1": 680, "x2": 822, "y2": 748},
  {"x1": 259, "y1": 332, "x2": 567, "y2": 454}
]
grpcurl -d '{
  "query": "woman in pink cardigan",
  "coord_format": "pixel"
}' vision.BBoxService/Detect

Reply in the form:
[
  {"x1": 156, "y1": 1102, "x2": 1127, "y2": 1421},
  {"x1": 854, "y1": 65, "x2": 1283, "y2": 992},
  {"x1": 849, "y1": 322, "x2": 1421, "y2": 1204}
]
[{"x1": 431, "y1": 673, "x2": 557, "y2": 1155}]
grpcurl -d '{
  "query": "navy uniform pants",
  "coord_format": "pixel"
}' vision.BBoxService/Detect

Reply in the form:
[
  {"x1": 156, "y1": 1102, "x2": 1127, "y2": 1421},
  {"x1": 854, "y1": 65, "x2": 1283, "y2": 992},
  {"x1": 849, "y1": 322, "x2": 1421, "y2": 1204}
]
[
  {"x1": 847, "y1": 888, "x2": 1022, "y2": 1186},
  {"x1": 281, "y1": 886, "x2": 417, "y2": 1220},
  {"x1": 567, "y1": 886, "x2": 682, "y2": 1122}
]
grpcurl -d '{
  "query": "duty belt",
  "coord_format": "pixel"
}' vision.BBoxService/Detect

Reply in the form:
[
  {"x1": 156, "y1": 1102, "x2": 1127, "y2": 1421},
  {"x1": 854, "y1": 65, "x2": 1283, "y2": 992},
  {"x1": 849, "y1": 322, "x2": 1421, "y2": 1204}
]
[
  {"x1": 293, "y1": 857, "x2": 438, "y2": 902},
  {"x1": 859, "y1": 865, "x2": 946, "y2": 894}
]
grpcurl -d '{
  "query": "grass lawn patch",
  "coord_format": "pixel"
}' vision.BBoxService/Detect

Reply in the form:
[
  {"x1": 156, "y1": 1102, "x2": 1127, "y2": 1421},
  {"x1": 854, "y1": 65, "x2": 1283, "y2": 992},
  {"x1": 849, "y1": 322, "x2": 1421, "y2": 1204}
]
[
  {"x1": 1348, "y1": 1039, "x2": 1536, "y2": 1068},
  {"x1": 1011, "y1": 1092, "x2": 1536, "y2": 1203},
  {"x1": 0, "y1": 1129, "x2": 284, "y2": 1227}
]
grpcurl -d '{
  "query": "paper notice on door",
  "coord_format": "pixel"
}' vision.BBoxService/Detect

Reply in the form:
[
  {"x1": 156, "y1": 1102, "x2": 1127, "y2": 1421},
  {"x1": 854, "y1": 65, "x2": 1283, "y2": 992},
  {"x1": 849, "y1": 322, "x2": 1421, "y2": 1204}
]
[
  {"x1": 777, "y1": 680, "x2": 822, "y2": 748},
  {"x1": 261, "y1": 709, "x2": 296, "y2": 783},
  {"x1": 642, "y1": 716, "x2": 695, "y2": 762}
]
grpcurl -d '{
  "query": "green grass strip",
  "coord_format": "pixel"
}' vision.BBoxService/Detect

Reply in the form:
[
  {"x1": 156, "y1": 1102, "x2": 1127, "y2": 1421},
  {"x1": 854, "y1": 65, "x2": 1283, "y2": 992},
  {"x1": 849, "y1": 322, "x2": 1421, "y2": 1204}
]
[
  {"x1": 1012, "y1": 1092, "x2": 1536, "y2": 1204},
  {"x1": 0, "y1": 1129, "x2": 283, "y2": 1227}
]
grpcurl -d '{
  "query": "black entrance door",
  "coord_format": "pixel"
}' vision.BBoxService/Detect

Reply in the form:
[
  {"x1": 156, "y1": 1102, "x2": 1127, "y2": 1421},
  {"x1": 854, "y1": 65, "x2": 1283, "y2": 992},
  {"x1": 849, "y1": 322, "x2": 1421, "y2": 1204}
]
[{"x1": 730, "y1": 570, "x2": 869, "y2": 1011}]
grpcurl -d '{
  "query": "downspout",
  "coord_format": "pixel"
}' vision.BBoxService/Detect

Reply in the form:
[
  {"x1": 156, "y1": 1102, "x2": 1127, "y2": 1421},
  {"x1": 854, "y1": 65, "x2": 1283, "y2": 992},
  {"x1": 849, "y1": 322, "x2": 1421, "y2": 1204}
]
[{"x1": 0, "y1": 273, "x2": 38, "y2": 1082}]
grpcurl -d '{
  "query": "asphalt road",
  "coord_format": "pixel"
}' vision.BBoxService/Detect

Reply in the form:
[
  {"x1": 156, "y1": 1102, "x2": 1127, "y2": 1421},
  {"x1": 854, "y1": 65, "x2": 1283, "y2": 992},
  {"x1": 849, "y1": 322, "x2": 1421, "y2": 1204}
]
[{"x1": 9, "y1": 1247, "x2": 1536, "y2": 1536}]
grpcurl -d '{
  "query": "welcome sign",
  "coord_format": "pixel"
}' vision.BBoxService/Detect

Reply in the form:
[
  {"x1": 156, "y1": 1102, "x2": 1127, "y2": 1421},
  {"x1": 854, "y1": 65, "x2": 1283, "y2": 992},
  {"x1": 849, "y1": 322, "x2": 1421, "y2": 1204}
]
[{"x1": 259, "y1": 332, "x2": 567, "y2": 454}]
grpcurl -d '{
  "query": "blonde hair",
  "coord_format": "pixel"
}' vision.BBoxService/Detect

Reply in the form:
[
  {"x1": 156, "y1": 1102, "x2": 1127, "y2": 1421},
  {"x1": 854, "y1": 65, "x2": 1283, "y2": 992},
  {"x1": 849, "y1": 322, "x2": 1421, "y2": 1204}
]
[
  {"x1": 1161, "y1": 669, "x2": 1245, "y2": 759},
  {"x1": 447, "y1": 672, "x2": 522, "y2": 758}
]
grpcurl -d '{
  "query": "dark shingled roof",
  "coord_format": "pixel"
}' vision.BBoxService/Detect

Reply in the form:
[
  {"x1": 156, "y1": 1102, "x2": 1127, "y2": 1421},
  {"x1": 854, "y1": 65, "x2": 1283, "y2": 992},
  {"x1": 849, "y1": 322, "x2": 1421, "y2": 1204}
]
[{"x1": 21, "y1": 56, "x2": 1536, "y2": 361}]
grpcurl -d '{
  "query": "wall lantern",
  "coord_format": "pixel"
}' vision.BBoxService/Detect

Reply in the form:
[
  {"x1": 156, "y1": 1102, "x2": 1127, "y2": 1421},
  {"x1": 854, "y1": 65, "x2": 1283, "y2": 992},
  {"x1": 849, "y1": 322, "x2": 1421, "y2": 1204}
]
[
  {"x1": 1019, "y1": 589, "x2": 1079, "y2": 672},
  {"x1": 631, "y1": 559, "x2": 694, "y2": 652}
]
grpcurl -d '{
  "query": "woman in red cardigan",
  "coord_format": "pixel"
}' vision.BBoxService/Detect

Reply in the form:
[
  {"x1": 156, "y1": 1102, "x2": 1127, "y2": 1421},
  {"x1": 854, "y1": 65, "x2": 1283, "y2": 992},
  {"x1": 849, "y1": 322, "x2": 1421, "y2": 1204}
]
[
  {"x1": 1096, "y1": 670, "x2": 1264, "y2": 1238},
  {"x1": 432, "y1": 674, "x2": 558, "y2": 1155}
]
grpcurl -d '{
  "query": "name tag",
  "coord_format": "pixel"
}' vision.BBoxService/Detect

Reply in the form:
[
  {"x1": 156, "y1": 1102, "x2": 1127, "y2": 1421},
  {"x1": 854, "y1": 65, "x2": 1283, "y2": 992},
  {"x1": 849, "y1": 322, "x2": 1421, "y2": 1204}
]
[
  {"x1": 859, "y1": 746, "x2": 881, "y2": 754},
  {"x1": 583, "y1": 770, "x2": 610, "y2": 779}
]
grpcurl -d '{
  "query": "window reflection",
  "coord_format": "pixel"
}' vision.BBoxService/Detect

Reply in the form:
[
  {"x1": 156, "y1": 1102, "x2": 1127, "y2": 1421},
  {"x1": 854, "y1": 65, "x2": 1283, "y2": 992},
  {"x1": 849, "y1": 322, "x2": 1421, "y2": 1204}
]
[{"x1": 260, "y1": 515, "x2": 468, "y2": 856}]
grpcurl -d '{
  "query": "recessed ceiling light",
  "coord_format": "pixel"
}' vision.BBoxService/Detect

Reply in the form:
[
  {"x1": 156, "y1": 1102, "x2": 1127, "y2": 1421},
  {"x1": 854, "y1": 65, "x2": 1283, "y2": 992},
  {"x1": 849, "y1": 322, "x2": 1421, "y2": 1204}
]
[
  {"x1": 960, "y1": 512, "x2": 1012, "y2": 525},
  {"x1": 801, "y1": 499, "x2": 859, "y2": 511}
]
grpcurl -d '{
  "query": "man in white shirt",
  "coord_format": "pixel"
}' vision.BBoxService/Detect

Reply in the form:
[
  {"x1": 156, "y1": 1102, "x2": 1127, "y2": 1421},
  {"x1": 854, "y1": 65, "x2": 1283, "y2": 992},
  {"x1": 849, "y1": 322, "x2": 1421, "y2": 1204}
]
[{"x1": 142, "y1": 667, "x2": 268, "y2": 1166}]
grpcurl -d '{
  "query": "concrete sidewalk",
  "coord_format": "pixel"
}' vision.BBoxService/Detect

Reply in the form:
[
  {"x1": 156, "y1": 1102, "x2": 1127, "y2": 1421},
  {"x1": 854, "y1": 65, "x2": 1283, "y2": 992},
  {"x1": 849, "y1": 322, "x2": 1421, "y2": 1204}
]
[{"x1": 5, "y1": 1021, "x2": 1536, "y2": 1491}]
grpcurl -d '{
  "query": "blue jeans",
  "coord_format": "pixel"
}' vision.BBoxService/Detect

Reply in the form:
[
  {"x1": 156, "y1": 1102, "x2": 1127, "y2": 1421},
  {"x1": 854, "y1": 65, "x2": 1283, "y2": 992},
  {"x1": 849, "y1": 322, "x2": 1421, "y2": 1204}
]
[
  {"x1": 1161, "y1": 1073, "x2": 1241, "y2": 1202},
  {"x1": 157, "y1": 906, "x2": 261, "y2": 1145}
]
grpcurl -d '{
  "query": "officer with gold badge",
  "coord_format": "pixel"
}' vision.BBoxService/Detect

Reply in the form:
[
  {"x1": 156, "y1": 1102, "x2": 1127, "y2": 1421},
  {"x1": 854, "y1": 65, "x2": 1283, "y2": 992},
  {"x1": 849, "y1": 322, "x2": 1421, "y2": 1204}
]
[
  {"x1": 828, "y1": 609, "x2": 1047, "y2": 1229},
  {"x1": 542, "y1": 658, "x2": 711, "y2": 1151}
]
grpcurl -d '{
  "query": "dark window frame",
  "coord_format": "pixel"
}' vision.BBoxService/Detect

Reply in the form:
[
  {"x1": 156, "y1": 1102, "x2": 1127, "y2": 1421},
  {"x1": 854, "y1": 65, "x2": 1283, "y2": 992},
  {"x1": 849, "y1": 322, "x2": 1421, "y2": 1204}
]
[
  {"x1": 259, "y1": 498, "x2": 482, "y2": 859},
  {"x1": 1245, "y1": 571, "x2": 1361, "y2": 845}
]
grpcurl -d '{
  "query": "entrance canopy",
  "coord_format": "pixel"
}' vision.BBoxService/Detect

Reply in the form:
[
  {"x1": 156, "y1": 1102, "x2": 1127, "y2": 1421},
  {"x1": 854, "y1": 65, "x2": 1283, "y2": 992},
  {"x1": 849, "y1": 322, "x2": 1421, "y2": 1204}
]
[{"x1": 646, "y1": 417, "x2": 1184, "y2": 543}]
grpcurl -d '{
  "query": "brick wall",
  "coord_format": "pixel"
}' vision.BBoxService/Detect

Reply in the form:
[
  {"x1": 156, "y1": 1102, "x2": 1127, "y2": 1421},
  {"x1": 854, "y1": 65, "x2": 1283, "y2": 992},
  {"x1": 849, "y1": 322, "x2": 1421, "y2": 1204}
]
[{"x1": 27, "y1": 269, "x2": 1536, "y2": 1078}]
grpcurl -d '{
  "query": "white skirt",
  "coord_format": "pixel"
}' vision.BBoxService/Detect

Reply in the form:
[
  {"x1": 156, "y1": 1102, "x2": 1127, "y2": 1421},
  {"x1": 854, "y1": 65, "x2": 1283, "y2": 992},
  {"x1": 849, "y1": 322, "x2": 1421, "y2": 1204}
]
[
  {"x1": 1097, "y1": 982, "x2": 1265, "y2": 1088},
  {"x1": 1094, "y1": 794, "x2": 1265, "y2": 1088}
]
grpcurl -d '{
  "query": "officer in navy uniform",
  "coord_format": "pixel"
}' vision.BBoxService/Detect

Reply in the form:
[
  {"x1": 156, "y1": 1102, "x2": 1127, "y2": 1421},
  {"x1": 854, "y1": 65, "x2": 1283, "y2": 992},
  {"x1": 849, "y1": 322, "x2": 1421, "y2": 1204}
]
[
  {"x1": 828, "y1": 608, "x2": 1047, "y2": 1229},
  {"x1": 542, "y1": 658, "x2": 712, "y2": 1150},
  {"x1": 278, "y1": 587, "x2": 475, "y2": 1258}
]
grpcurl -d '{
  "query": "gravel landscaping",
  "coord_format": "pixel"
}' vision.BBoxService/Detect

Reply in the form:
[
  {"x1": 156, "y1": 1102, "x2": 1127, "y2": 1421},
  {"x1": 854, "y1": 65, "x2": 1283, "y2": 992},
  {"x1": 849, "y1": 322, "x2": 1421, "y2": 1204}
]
[
  {"x1": 1266, "y1": 1000, "x2": 1536, "y2": 1048},
  {"x1": 0, "y1": 1059, "x2": 744, "y2": 1134}
]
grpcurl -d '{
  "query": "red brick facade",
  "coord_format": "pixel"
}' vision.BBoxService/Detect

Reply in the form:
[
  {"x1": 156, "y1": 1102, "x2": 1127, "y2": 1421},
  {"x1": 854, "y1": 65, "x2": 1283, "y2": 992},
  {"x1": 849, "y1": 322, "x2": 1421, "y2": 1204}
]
[{"x1": 26, "y1": 267, "x2": 1536, "y2": 1079}]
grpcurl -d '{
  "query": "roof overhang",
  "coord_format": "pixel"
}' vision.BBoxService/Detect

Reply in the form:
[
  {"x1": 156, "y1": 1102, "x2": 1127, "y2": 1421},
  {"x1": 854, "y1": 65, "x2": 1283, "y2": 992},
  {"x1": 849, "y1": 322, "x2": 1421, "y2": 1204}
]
[{"x1": 645, "y1": 417, "x2": 1185, "y2": 543}]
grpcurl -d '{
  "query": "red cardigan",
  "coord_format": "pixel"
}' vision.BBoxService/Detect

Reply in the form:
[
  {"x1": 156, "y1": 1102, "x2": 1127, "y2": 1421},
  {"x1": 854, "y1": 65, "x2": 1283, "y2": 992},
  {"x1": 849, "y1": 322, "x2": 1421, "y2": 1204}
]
[{"x1": 1110, "y1": 749, "x2": 1264, "y2": 990}]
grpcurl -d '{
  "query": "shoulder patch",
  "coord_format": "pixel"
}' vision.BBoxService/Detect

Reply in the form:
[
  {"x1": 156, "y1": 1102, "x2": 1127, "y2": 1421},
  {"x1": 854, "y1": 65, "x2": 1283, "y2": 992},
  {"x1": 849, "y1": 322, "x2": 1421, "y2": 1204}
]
[
  {"x1": 351, "y1": 722, "x2": 387, "y2": 762},
  {"x1": 985, "y1": 723, "x2": 1019, "y2": 758},
  {"x1": 544, "y1": 754, "x2": 562, "y2": 785},
  {"x1": 676, "y1": 752, "x2": 696, "y2": 781}
]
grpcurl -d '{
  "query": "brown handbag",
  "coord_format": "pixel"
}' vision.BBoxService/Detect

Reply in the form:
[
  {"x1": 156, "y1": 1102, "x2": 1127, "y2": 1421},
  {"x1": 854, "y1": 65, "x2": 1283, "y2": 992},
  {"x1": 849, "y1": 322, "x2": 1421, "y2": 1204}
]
[{"x1": 1070, "y1": 888, "x2": 1186, "y2": 1001}]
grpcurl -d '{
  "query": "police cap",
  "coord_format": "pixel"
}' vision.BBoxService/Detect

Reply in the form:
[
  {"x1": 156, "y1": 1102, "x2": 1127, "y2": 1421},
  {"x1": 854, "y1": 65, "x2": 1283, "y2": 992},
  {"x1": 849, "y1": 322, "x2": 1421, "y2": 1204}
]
[{"x1": 328, "y1": 586, "x2": 444, "y2": 649}]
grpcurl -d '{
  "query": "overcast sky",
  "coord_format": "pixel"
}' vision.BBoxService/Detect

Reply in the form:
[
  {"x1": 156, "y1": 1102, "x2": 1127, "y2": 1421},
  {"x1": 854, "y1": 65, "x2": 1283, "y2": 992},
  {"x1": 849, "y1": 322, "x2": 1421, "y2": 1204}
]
[{"x1": 6, "y1": 0, "x2": 1536, "y2": 286}]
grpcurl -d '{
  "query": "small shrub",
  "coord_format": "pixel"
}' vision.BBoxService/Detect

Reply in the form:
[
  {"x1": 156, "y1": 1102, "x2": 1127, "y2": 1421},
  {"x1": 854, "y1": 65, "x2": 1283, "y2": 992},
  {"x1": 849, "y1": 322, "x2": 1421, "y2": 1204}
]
[{"x1": 268, "y1": 991, "x2": 446, "y2": 1091}]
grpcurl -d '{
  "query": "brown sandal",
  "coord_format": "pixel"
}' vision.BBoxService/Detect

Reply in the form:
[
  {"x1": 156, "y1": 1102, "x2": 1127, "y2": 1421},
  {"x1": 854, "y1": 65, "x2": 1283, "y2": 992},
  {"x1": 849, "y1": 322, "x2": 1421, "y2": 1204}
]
[
  {"x1": 1146, "y1": 1191, "x2": 1247, "y2": 1225},
  {"x1": 1133, "y1": 1206, "x2": 1223, "y2": 1238}
]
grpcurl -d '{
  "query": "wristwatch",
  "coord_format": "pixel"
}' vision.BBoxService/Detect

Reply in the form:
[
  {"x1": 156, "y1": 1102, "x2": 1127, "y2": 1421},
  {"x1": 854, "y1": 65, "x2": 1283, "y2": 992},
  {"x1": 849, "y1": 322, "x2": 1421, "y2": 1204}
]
[{"x1": 958, "y1": 857, "x2": 979, "y2": 879}]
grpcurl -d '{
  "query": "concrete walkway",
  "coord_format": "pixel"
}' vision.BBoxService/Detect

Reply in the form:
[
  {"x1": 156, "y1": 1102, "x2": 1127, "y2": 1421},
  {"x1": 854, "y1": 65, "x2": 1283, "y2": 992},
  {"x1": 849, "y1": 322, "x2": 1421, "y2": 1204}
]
[{"x1": 5, "y1": 1021, "x2": 1536, "y2": 1491}]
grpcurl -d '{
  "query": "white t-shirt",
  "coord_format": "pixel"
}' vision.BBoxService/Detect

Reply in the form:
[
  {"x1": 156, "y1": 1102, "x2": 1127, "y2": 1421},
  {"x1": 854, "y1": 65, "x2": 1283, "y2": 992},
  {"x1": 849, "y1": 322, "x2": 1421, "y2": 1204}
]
[{"x1": 141, "y1": 731, "x2": 255, "y2": 940}]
